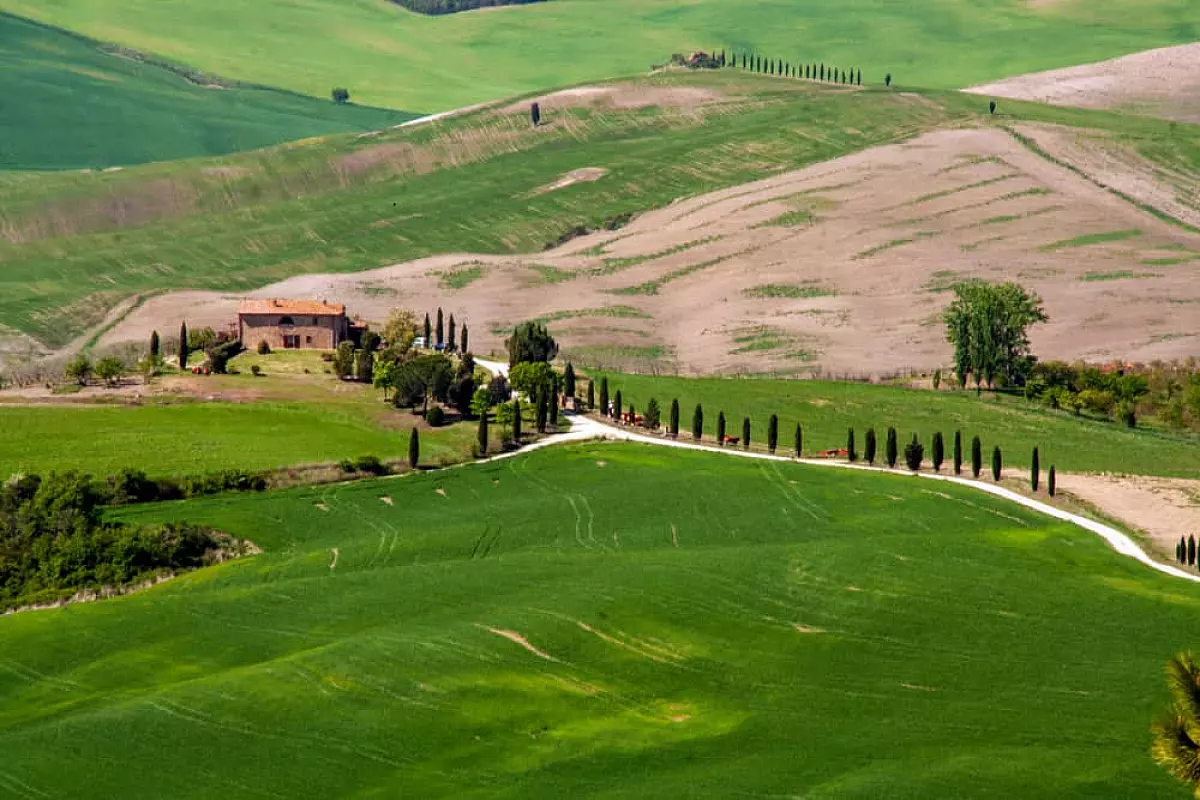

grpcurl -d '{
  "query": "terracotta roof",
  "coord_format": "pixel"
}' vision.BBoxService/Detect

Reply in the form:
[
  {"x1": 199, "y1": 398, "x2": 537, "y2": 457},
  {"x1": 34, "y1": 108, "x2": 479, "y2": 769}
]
[{"x1": 237, "y1": 299, "x2": 345, "y2": 316}]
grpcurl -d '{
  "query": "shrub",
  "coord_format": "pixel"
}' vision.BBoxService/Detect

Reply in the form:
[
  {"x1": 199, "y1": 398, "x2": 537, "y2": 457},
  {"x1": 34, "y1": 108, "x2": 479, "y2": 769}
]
[
  {"x1": 338, "y1": 458, "x2": 356, "y2": 473},
  {"x1": 1117, "y1": 401, "x2": 1137, "y2": 428},
  {"x1": 320, "y1": 352, "x2": 335, "y2": 363},
  {"x1": 332, "y1": 88, "x2": 350, "y2": 104},
  {"x1": 1031, "y1": 447, "x2": 1040, "y2": 491},
  {"x1": 94, "y1": 356, "x2": 124, "y2": 387},
  {"x1": 425, "y1": 406, "x2": 445, "y2": 427},
  {"x1": 885, "y1": 427, "x2": 898, "y2": 468},
  {"x1": 257, "y1": 340, "x2": 271, "y2": 355},
  {"x1": 864, "y1": 428, "x2": 876, "y2": 465},
  {"x1": 904, "y1": 434, "x2": 924, "y2": 471},
  {"x1": 992, "y1": 446, "x2": 1003, "y2": 482},
  {"x1": 644, "y1": 397, "x2": 661, "y2": 429},
  {"x1": 931, "y1": 432, "x2": 944, "y2": 472},
  {"x1": 353, "y1": 455, "x2": 389, "y2": 476},
  {"x1": 1048, "y1": 465, "x2": 1056, "y2": 497},
  {"x1": 847, "y1": 428, "x2": 856, "y2": 462},
  {"x1": 953, "y1": 431, "x2": 963, "y2": 475},
  {"x1": 250, "y1": 365, "x2": 262, "y2": 377},
  {"x1": 767, "y1": 414, "x2": 778, "y2": 454},
  {"x1": 65, "y1": 354, "x2": 92, "y2": 386},
  {"x1": 971, "y1": 436, "x2": 983, "y2": 478}
]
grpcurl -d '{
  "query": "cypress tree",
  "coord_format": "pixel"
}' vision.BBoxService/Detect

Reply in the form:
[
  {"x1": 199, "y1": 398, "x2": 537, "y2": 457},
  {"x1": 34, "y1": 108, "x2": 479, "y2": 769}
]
[
  {"x1": 953, "y1": 431, "x2": 963, "y2": 475},
  {"x1": 865, "y1": 427, "x2": 877, "y2": 465},
  {"x1": 692, "y1": 403, "x2": 703, "y2": 440},
  {"x1": 1179, "y1": 539, "x2": 1185, "y2": 564},
  {"x1": 512, "y1": 398, "x2": 522, "y2": 442},
  {"x1": 905, "y1": 433, "x2": 924, "y2": 471},
  {"x1": 971, "y1": 436, "x2": 983, "y2": 478},
  {"x1": 549, "y1": 377, "x2": 559, "y2": 427},
  {"x1": 992, "y1": 446, "x2": 1003, "y2": 482},
  {"x1": 408, "y1": 428, "x2": 420, "y2": 469},
  {"x1": 820, "y1": 63, "x2": 825, "y2": 81},
  {"x1": 477, "y1": 409, "x2": 489, "y2": 456},
  {"x1": 461, "y1": 325, "x2": 469, "y2": 354},
  {"x1": 1190, "y1": 535, "x2": 1196, "y2": 567},
  {"x1": 564, "y1": 363, "x2": 576, "y2": 398},
  {"x1": 669, "y1": 398, "x2": 680, "y2": 437},
  {"x1": 742, "y1": 417, "x2": 751, "y2": 450},
  {"x1": 795, "y1": 423, "x2": 803, "y2": 458},
  {"x1": 847, "y1": 428, "x2": 857, "y2": 462},
  {"x1": 599, "y1": 377, "x2": 609, "y2": 416},
  {"x1": 448, "y1": 314, "x2": 457, "y2": 351},
  {"x1": 886, "y1": 73, "x2": 892, "y2": 87},
  {"x1": 436, "y1": 308, "x2": 444, "y2": 347},
  {"x1": 886, "y1": 426, "x2": 898, "y2": 468},
  {"x1": 857, "y1": 69, "x2": 862, "y2": 85},
  {"x1": 614, "y1": 390, "x2": 622, "y2": 420},
  {"x1": 767, "y1": 414, "x2": 779, "y2": 454},
  {"x1": 537, "y1": 388, "x2": 549, "y2": 432},
  {"x1": 423, "y1": 313, "x2": 431, "y2": 345},
  {"x1": 178, "y1": 322, "x2": 189, "y2": 370},
  {"x1": 1031, "y1": 446, "x2": 1040, "y2": 492},
  {"x1": 586, "y1": 378, "x2": 595, "y2": 411},
  {"x1": 717, "y1": 412, "x2": 727, "y2": 444},
  {"x1": 1048, "y1": 465, "x2": 1056, "y2": 497},
  {"x1": 932, "y1": 431, "x2": 944, "y2": 472},
  {"x1": 149, "y1": 330, "x2": 160, "y2": 360}
]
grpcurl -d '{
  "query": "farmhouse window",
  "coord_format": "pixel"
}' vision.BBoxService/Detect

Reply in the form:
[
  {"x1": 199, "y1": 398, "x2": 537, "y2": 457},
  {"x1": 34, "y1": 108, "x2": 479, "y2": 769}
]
[
  {"x1": 306, "y1": 336, "x2": 313, "y2": 345},
  {"x1": 283, "y1": 335, "x2": 300, "y2": 349},
  {"x1": 279, "y1": 316, "x2": 295, "y2": 326}
]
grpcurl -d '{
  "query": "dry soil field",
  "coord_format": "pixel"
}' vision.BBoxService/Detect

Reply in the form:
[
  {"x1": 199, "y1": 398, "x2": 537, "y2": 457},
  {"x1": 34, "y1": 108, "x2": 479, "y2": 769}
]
[{"x1": 98, "y1": 122, "x2": 1200, "y2": 376}]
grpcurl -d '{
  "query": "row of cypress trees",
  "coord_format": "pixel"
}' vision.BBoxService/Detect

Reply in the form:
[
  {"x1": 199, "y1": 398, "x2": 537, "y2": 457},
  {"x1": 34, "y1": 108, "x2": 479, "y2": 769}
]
[{"x1": 735, "y1": 52, "x2": 862, "y2": 86}]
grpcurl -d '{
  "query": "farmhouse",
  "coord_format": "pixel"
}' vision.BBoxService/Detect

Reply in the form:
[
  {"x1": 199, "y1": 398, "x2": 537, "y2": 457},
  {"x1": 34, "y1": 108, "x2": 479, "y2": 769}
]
[{"x1": 237, "y1": 299, "x2": 350, "y2": 350}]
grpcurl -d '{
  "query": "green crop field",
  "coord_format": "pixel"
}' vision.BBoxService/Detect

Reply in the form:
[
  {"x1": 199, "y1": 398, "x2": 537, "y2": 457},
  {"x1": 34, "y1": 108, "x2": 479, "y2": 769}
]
[
  {"x1": 596, "y1": 372, "x2": 1200, "y2": 478},
  {"x1": 2, "y1": 0, "x2": 1196, "y2": 111},
  {"x1": 0, "y1": 13, "x2": 413, "y2": 170},
  {"x1": 2, "y1": 71, "x2": 1197, "y2": 350},
  {"x1": 0, "y1": 442, "x2": 1191, "y2": 796}
]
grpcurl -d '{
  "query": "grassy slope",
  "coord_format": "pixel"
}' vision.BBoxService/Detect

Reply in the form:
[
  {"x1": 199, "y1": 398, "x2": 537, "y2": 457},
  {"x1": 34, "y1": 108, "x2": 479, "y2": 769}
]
[
  {"x1": 1, "y1": 0, "x2": 1197, "y2": 111},
  {"x1": 0, "y1": 443, "x2": 1192, "y2": 796},
  {"x1": 3, "y1": 72, "x2": 1198, "y2": 349},
  {"x1": 599, "y1": 372, "x2": 1200, "y2": 478},
  {"x1": 0, "y1": 13, "x2": 414, "y2": 170}
]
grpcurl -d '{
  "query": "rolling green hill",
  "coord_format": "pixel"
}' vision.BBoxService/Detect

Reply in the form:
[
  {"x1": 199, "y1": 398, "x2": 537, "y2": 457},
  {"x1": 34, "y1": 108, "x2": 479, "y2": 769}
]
[
  {"x1": 0, "y1": 442, "x2": 1191, "y2": 796},
  {"x1": 1, "y1": 0, "x2": 1196, "y2": 111},
  {"x1": 0, "y1": 13, "x2": 415, "y2": 170}
]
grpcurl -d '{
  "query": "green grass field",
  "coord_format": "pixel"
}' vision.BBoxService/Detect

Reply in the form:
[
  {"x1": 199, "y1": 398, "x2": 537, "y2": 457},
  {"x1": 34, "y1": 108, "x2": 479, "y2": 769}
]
[
  {"x1": 596, "y1": 372, "x2": 1200, "y2": 478},
  {"x1": 0, "y1": 442, "x2": 1191, "y2": 796},
  {"x1": 2, "y1": 0, "x2": 1196, "y2": 111},
  {"x1": 3, "y1": 71, "x2": 1198, "y2": 349},
  {"x1": 0, "y1": 13, "x2": 413, "y2": 170}
]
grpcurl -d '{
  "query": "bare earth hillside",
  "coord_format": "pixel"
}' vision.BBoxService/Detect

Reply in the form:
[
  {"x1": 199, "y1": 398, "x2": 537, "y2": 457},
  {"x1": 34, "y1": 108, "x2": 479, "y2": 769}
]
[
  {"x1": 97, "y1": 125, "x2": 1200, "y2": 376},
  {"x1": 966, "y1": 43, "x2": 1200, "y2": 123}
]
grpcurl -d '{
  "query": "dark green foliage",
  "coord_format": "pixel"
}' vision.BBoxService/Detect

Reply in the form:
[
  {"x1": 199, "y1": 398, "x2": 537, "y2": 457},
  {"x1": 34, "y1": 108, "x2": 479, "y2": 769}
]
[
  {"x1": 487, "y1": 375, "x2": 510, "y2": 405},
  {"x1": 390, "y1": 354, "x2": 453, "y2": 414},
  {"x1": 932, "y1": 431, "x2": 944, "y2": 472},
  {"x1": 345, "y1": 455, "x2": 389, "y2": 476},
  {"x1": 505, "y1": 321, "x2": 558, "y2": 366},
  {"x1": 669, "y1": 399, "x2": 680, "y2": 437},
  {"x1": 531, "y1": 102, "x2": 541, "y2": 127},
  {"x1": 886, "y1": 73, "x2": 892, "y2": 87},
  {"x1": 644, "y1": 397, "x2": 661, "y2": 430},
  {"x1": 1048, "y1": 465, "x2": 1056, "y2": 497},
  {"x1": 742, "y1": 417, "x2": 751, "y2": 450},
  {"x1": 425, "y1": 406, "x2": 445, "y2": 427},
  {"x1": 767, "y1": 414, "x2": 779, "y2": 454},
  {"x1": 847, "y1": 428, "x2": 856, "y2": 462},
  {"x1": 1031, "y1": 446, "x2": 1040, "y2": 491},
  {"x1": 536, "y1": 388, "x2": 549, "y2": 432},
  {"x1": 614, "y1": 390, "x2": 622, "y2": 420},
  {"x1": 178, "y1": 321, "x2": 189, "y2": 370},
  {"x1": 449, "y1": 371, "x2": 476, "y2": 417},
  {"x1": 1190, "y1": 535, "x2": 1197, "y2": 567},
  {"x1": 436, "y1": 308, "x2": 444, "y2": 347},
  {"x1": 149, "y1": 330, "x2": 160, "y2": 360},
  {"x1": 943, "y1": 280, "x2": 1047, "y2": 389},
  {"x1": 992, "y1": 446, "x2": 1003, "y2": 481},
  {"x1": 512, "y1": 398, "x2": 522, "y2": 442},
  {"x1": 332, "y1": 88, "x2": 350, "y2": 104},
  {"x1": 206, "y1": 339, "x2": 242, "y2": 375},
  {"x1": 865, "y1": 428, "x2": 877, "y2": 465},
  {"x1": 563, "y1": 363, "x2": 576, "y2": 398},
  {"x1": 256, "y1": 339, "x2": 271, "y2": 356},
  {"x1": 905, "y1": 434, "x2": 924, "y2": 471},
  {"x1": 886, "y1": 427, "x2": 898, "y2": 468},
  {"x1": 692, "y1": 403, "x2": 703, "y2": 440},
  {"x1": 599, "y1": 377, "x2": 609, "y2": 417},
  {"x1": 972, "y1": 436, "x2": 983, "y2": 478},
  {"x1": 717, "y1": 411, "x2": 726, "y2": 444},
  {"x1": 460, "y1": 325, "x2": 469, "y2": 354},
  {"x1": 477, "y1": 409, "x2": 489, "y2": 456},
  {"x1": 448, "y1": 314, "x2": 456, "y2": 351},
  {"x1": 586, "y1": 378, "x2": 595, "y2": 410},
  {"x1": 355, "y1": 349, "x2": 374, "y2": 384},
  {"x1": 1178, "y1": 539, "x2": 1184, "y2": 564},
  {"x1": 953, "y1": 431, "x2": 963, "y2": 475},
  {"x1": 989, "y1": 100, "x2": 997, "y2": 115},
  {"x1": 408, "y1": 428, "x2": 420, "y2": 468},
  {"x1": 549, "y1": 377, "x2": 560, "y2": 427},
  {"x1": 795, "y1": 423, "x2": 803, "y2": 458},
  {"x1": 423, "y1": 313, "x2": 432, "y2": 345}
]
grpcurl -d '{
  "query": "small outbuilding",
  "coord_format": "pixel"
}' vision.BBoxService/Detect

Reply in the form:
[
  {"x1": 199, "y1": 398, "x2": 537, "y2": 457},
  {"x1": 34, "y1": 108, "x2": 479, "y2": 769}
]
[{"x1": 237, "y1": 299, "x2": 349, "y2": 350}]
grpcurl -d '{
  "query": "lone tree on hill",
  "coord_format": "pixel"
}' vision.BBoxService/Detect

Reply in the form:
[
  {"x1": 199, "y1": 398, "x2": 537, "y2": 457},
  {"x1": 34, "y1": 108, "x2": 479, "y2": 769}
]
[
  {"x1": 599, "y1": 377, "x2": 609, "y2": 416},
  {"x1": 530, "y1": 102, "x2": 541, "y2": 127},
  {"x1": 971, "y1": 435, "x2": 983, "y2": 478},
  {"x1": 1048, "y1": 465, "x2": 1056, "y2": 497},
  {"x1": 1151, "y1": 652, "x2": 1200, "y2": 794},
  {"x1": 669, "y1": 399, "x2": 680, "y2": 437},
  {"x1": 885, "y1": 73, "x2": 892, "y2": 87},
  {"x1": 905, "y1": 434, "x2": 924, "y2": 472},
  {"x1": 1031, "y1": 446, "x2": 1040, "y2": 491},
  {"x1": 563, "y1": 363, "x2": 576, "y2": 398},
  {"x1": 179, "y1": 322, "x2": 189, "y2": 370},
  {"x1": 717, "y1": 412, "x2": 727, "y2": 444},
  {"x1": 847, "y1": 428, "x2": 857, "y2": 462},
  {"x1": 149, "y1": 330, "x2": 160, "y2": 361},
  {"x1": 644, "y1": 397, "x2": 661, "y2": 430},
  {"x1": 943, "y1": 280, "x2": 1047, "y2": 389},
  {"x1": 692, "y1": 403, "x2": 703, "y2": 440},
  {"x1": 332, "y1": 88, "x2": 350, "y2": 104},
  {"x1": 989, "y1": 100, "x2": 997, "y2": 115},
  {"x1": 865, "y1": 427, "x2": 877, "y2": 465},
  {"x1": 408, "y1": 428, "x2": 420, "y2": 469},
  {"x1": 886, "y1": 426, "x2": 898, "y2": 468},
  {"x1": 477, "y1": 410, "x2": 489, "y2": 456},
  {"x1": 767, "y1": 414, "x2": 779, "y2": 454},
  {"x1": 953, "y1": 431, "x2": 963, "y2": 475},
  {"x1": 992, "y1": 446, "x2": 1003, "y2": 482},
  {"x1": 460, "y1": 324, "x2": 469, "y2": 354},
  {"x1": 505, "y1": 321, "x2": 558, "y2": 366},
  {"x1": 742, "y1": 417, "x2": 751, "y2": 450},
  {"x1": 932, "y1": 432, "x2": 944, "y2": 472}
]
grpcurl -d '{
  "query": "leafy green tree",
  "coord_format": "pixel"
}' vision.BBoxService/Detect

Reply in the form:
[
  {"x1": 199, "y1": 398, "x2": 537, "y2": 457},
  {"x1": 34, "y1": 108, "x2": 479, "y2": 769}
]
[
  {"x1": 373, "y1": 359, "x2": 398, "y2": 400},
  {"x1": 355, "y1": 349, "x2": 375, "y2": 384},
  {"x1": 65, "y1": 354, "x2": 92, "y2": 386},
  {"x1": 477, "y1": 410, "x2": 489, "y2": 456},
  {"x1": 382, "y1": 308, "x2": 419, "y2": 355},
  {"x1": 461, "y1": 324, "x2": 469, "y2": 354},
  {"x1": 333, "y1": 341, "x2": 355, "y2": 379},
  {"x1": 179, "y1": 322, "x2": 189, "y2": 370},
  {"x1": 149, "y1": 330, "x2": 160, "y2": 361},
  {"x1": 1048, "y1": 465, "x2": 1056, "y2": 497},
  {"x1": 505, "y1": 321, "x2": 558, "y2": 366},
  {"x1": 436, "y1": 308, "x2": 444, "y2": 348},
  {"x1": 886, "y1": 427, "x2": 898, "y2": 468},
  {"x1": 992, "y1": 446, "x2": 1003, "y2": 482},
  {"x1": 717, "y1": 412, "x2": 726, "y2": 444},
  {"x1": 669, "y1": 399, "x2": 680, "y2": 437},
  {"x1": 563, "y1": 363, "x2": 576, "y2": 398},
  {"x1": 953, "y1": 431, "x2": 963, "y2": 475},
  {"x1": 767, "y1": 414, "x2": 779, "y2": 454},
  {"x1": 586, "y1": 378, "x2": 595, "y2": 410},
  {"x1": 391, "y1": 354, "x2": 453, "y2": 414},
  {"x1": 905, "y1": 434, "x2": 924, "y2": 471},
  {"x1": 408, "y1": 428, "x2": 420, "y2": 468},
  {"x1": 1151, "y1": 652, "x2": 1200, "y2": 795},
  {"x1": 644, "y1": 397, "x2": 661, "y2": 430},
  {"x1": 972, "y1": 436, "x2": 983, "y2": 478},
  {"x1": 496, "y1": 401, "x2": 515, "y2": 439},
  {"x1": 742, "y1": 417, "x2": 751, "y2": 450},
  {"x1": 943, "y1": 280, "x2": 1048, "y2": 389},
  {"x1": 599, "y1": 377, "x2": 609, "y2": 417},
  {"x1": 509, "y1": 361, "x2": 554, "y2": 398},
  {"x1": 865, "y1": 428, "x2": 877, "y2": 465},
  {"x1": 95, "y1": 356, "x2": 123, "y2": 387},
  {"x1": 847, "y1": 428, "x2": 857, "y2": 462},
  {"x1": 470, "y1": 387, "x2": 491, "y2": 419},
  {"x1": 207, "y1": 339, "x2": 242, "y2": 375},
  {"x1": 692, "y1": 404, "x2": 703, "y2": 440},
  {"x1": 932, "y1": 432, "x2": 944, "y2": 472},
  {"x1": 1031, "y1": 446, "x2": 1040, "y2": 491},
  {"x1": 795, "y1": 423, "x2": 803, "y2": 458}
]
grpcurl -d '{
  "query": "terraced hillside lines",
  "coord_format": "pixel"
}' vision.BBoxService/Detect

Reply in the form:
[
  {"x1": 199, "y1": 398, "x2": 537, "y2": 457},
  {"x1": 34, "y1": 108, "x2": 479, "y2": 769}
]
[
  {"x1": 0, "y1": 13, "x2": 412, "y2": 170},
  {"x1": 1, "y1": 443, "x2": 1195, "y2": 796},
  {"x1": 3, "y1": 0, "x2": 1199, "y2": 111}
]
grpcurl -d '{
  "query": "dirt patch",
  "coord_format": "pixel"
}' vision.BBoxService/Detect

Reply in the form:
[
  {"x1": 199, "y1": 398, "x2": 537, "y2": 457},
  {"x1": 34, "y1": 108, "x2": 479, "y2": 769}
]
[
  {"x1": 380, "y1": 496, "x2": 394, "y2": 506},
  {"x1": 480, "y1": 626, "x2": 559, "y2": 661},
  {"x1": 1057, "y1": 473, "x2": 1200, "y2": 559},
  {"x1": 793, "y1": 624, "x2": 825, "y2": 634},
  {"x1": 329, "y1": 547, "x2": 339, "y2": 570},
  {"x1": 528, "y1": 167, "x2": 608, "y2": 196},
  {"x1": 966, "y1": 44, "x2": 1200, "y2": 123},
  {"x1": 501, "y1": 84, "x2": 724, "y2": 115}
]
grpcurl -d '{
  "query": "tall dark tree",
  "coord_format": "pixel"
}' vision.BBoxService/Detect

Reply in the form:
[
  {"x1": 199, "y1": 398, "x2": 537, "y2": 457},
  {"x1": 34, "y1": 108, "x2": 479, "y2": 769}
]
[
  {"x1": 905, "y1": 434, "x2": 924, "y2": 471},
  {"x1": 846, "y1": 428, "x2": 857, "y2": 462},
  {"x1": 717, "y1": 412, "x2": 727, "y2": 444},
  {"x1": 614, "y1": 390, "x2": 622, "y2": 421},
  {"x1": 669, "y1": 399, "x2": 680, "y2": 437},
  {"x1": 820, "y1": 63, "x2": 825, "y2": 80},
  {"x1": 953, "y1": 431, "x2": 963, "y2": 475},
  {"x1": 149, "y1": 330, "x2": 160, "y2": 361},
  {"x1": 885, "y1": 73, "x2": 892, "y2": 87},
  {"x1": 992, "y1": 446, "x2": 1003, "y2": 482},
  {"x1": 599, "y1": 377, "x2": 609, "y2": 417},
  {"x1": 423, "y1": 313, "x2": 432, "y2": 345},
  {"x1": 795, "y1": 423, "x2": 803, "y2": 458},
  {"x1": 178, "y1": 322, "x2": 189, "y2": 370},
  {"x1": 865, "y1": 427, "x2": 877, "y2": 465},
  {"x1": 886, "y1": 426, "x2": 898, "y2": 468},
  {"x1": 512, "y1": 398, "x2": 522, "y2": 442},
  {"x1": 1191, "y1": 535, "x2": 1197, "y2": 567},
  {"x1": 932, "y1": 432, "x2": 944, "y2": 472},
  {"x1": 767, "y1": 414, "x2": 779, "y2": 454},
  {"x1": 989, "y1": 100, "x2": 997, "y2": 115},
  {"x1": 971, "y1": 436, "x2": 983, "y2": 478},
  {"x1": 460, "y1": 325, "x2": 469, "y2": 355},
  {"x1": 536, "y1": 387, "x2": 549, "y2": 432},
  {"x1": 1048, "y1": 465, "x2": 1056, "y2": 497},
  {"x1": 530, "y1": 102, "x2": 541, "y2": 127},
  {"x1": 586, "y1": 378, "x2": 595, "y2": 411},
  {"x1": 563, "y1": 363, "x2": 576, "y2": 398},
  {"x1": 408, "y1": 428, "x2": 420, "y2": 469},
  {"x1": 436, "y1": 308, "x2": 445, "y2": 348},
  {"x1": 692, "y1": 404, "x2": 703, "y2": 440},
  {"x1": 1031, "y1": 446, "x2": 1040, "y2": 491},
  {"x1": 549, "y1": 376, "x2": 560, "y2": 427},
  {"x1": 477, "y1": 409, "x2": 489, "y2": 456},
  {"x1": 742, "y1": 417, "x2": 751, "y2": 450},
  {"x1": 448, "y1": 314, "x2": 457, "y2": 352}
]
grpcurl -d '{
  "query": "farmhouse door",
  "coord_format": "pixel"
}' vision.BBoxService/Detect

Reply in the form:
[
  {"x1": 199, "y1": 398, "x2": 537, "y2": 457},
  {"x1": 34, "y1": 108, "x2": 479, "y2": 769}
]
[{"x1": 284, "y1": 335, "x2": 300, "y2": 349}]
